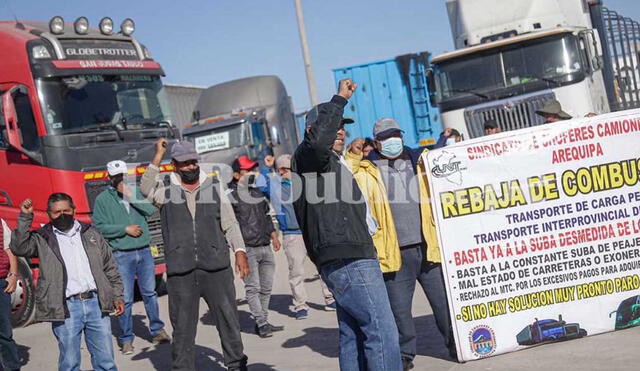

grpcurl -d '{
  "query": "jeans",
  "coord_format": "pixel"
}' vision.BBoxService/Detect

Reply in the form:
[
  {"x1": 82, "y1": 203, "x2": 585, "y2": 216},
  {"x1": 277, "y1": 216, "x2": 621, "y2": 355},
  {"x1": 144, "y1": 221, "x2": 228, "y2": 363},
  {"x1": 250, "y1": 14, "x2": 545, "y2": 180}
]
[
  {"x1": 0, "y1": 280, "x2": 20, "y2": 371},
  {"x1": 167, "y1": 268, "x2": 247, "y2": 371},
  {"x1": 282, "y1": 234, "x2": 309, "y2": 312},
  {"x1": 383, "y1": 244, "x2": 454, "y2": 362},
  {"x1": 244, "y1": 246, "x2": 276, "y2": 326},
  {"x1": 51, "y1": 296, "x2": 116, "y2": 371},
  {"x1": 321, "y1": 258, "x2": 401, "y2": 371},
  {"x1": 113, "y1": 248, "x2": 165, "y2": 344}
]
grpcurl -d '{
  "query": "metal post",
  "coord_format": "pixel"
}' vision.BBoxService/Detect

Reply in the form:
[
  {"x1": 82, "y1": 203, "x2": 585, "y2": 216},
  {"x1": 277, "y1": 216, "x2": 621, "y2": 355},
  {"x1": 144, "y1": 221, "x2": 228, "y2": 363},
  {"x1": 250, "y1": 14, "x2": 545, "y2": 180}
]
[{"x1": 294, "y1": 0, "x2": 319, "y2": 107}]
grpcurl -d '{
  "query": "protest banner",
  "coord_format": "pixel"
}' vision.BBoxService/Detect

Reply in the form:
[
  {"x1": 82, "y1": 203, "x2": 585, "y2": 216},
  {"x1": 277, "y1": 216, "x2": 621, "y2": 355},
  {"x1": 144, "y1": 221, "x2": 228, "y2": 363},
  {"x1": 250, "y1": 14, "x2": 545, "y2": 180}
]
[{"x1": 424, "y1": 109, "x2": 640, "y2": 362}]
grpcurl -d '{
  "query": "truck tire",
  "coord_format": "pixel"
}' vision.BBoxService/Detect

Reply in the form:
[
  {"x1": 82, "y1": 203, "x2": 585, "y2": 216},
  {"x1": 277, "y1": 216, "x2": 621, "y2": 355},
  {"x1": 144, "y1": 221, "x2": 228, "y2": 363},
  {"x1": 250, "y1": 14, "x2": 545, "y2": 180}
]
[{"x1": 11, "y1": 259, "x2": 36, "y2": 327}]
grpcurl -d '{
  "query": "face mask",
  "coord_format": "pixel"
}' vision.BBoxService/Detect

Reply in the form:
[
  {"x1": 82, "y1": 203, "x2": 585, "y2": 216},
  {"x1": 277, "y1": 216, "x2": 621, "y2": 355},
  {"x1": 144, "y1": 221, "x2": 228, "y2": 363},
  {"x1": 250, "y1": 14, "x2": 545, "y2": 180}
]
[
  {"x1": 179, "y1": 167, "x2": 200, "y2": 184},
  {"x1": 52, "y1": 213, "x2": 74, "y2": 231},
  {"x1": 380, "y1": 137, "x2": 403, "y2": 158},
  {"x1": 446, "y1": 138, "x2": 457, "y2": 146},
  {"x1": 111, "y1": 177, "x2": 123, "y2": 189}
]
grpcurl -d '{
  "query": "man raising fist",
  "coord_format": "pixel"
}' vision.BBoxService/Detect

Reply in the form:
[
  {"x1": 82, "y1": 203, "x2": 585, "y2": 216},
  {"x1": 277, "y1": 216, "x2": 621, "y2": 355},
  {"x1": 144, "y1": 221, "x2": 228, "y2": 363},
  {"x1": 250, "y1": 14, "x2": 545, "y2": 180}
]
[
  {"x1": 140, "y1": 139, "x2": 249, "y2": 371},
  {"x1": 11, "y1": 194, "x2": 124, "y2": 371}
]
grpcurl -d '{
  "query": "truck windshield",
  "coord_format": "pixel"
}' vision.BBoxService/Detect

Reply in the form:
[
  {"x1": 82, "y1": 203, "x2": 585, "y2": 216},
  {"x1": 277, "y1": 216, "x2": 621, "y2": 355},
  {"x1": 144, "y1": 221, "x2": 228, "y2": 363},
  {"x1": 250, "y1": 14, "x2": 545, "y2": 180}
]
[
  {"x1": 36, "y1": 75, "x2": 172, "y2": 134},
  {"x1": 434, "y1": 34, "x2": 584, "y2": 103},
  {"x1": 188, "y1": 123, "x2": 246, "y2": 154}
]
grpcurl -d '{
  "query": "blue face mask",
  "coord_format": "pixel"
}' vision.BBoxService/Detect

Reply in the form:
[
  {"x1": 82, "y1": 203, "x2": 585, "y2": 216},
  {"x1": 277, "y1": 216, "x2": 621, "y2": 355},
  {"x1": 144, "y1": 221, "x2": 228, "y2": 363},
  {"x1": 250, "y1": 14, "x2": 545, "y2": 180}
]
[{"x1": 380, "y1": 137, "x2": 403, "y2": 158}]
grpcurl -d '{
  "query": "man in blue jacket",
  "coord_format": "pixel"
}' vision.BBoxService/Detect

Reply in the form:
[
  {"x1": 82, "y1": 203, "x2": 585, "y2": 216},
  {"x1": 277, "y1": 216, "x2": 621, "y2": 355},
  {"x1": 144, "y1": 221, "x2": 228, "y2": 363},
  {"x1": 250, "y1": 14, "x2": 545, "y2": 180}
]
[{"x1": 92, "y1": 160, "x2": 170, "y2": 355}]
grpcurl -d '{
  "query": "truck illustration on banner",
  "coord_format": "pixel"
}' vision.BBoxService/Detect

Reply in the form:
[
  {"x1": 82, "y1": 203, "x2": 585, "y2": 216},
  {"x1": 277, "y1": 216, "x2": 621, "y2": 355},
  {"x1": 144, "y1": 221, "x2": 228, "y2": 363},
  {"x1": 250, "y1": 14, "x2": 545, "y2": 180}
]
[
  {"x1": 610, "y1": 295, "x2": 640, "y2": 329},
  {"x1": 516, "y1": 315, "x2": 587, "y2": 345}
]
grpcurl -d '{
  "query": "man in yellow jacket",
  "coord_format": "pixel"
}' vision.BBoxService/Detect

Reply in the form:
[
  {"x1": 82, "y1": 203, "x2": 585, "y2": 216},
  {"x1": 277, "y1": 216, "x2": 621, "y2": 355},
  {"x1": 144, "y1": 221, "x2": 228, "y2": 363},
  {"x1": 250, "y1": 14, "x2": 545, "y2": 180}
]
[{"x1": 351, "y1": 118, "x2": 455, "y2": 369}]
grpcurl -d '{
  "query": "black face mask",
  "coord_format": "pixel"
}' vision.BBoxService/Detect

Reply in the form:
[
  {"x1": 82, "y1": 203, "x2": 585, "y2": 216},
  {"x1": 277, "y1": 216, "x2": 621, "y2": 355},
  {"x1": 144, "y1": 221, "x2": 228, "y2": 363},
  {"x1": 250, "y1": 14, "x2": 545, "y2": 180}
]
[
  {"x1": 51, "y1": 213, "x2": 74, "y2": 231},
  {"x1": 111, "y1": 177, "x2": 123, "y2": 189},
  {"x1": 178, "y1": 167, "x2": 200, "y2": 184}
]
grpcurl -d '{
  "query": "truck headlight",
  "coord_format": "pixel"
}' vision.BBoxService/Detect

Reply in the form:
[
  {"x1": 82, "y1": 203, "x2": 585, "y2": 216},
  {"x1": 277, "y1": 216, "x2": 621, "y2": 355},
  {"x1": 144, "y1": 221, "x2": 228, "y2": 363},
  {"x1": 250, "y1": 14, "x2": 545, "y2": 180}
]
[
  {"x1": 120, "y1": 18, "x2": 135, "y2": 36},
  {"x1": 99, "y1": 17, "x2": 114, "y2": 35},
  {"x1": 32, "y1": 45, "x2": 51, "y2": 59},
  {"x1": 49, "y1": 16, "x2": 64, "y2": 35},
  {"x1": 74, "y1": 17, "x2": 89, "y2": 35}
]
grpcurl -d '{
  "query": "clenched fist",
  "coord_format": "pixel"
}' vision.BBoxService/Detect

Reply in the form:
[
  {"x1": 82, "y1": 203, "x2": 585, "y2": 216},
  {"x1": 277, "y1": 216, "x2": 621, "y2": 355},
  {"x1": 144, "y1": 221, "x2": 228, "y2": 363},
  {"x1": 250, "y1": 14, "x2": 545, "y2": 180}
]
[
  {"x1": 337, "y1": 78, "x2": 358, "y2": 100},
  {"x1": 20, "y1": 199, "x2": 34, "y2": 215}
]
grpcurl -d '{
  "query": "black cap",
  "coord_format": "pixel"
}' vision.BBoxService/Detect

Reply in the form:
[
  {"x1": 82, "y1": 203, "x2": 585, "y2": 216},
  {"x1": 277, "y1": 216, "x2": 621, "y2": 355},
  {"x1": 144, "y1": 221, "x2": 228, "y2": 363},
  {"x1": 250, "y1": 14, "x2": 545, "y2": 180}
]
[{"x1": 484, "y1": 119, "x2": 498, "y2": 130}]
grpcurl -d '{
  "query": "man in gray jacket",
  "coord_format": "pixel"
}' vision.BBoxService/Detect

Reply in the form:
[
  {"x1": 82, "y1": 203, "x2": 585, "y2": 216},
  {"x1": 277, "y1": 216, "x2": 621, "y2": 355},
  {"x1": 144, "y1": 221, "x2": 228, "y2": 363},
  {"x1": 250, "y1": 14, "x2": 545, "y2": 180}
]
[{"x1": 11, "y1": 193, "x2": 124, "y2": 371}]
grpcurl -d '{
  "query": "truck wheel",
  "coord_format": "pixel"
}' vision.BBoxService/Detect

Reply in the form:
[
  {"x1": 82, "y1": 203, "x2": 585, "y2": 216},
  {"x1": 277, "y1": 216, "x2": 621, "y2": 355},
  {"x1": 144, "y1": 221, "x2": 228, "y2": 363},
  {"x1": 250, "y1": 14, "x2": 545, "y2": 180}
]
[
  {"x1": 578, "y1": 329, "x2": 587, "y2": 337},
  {"x1": 11, "y1": 259, "x2": 36, "y2": 327}
]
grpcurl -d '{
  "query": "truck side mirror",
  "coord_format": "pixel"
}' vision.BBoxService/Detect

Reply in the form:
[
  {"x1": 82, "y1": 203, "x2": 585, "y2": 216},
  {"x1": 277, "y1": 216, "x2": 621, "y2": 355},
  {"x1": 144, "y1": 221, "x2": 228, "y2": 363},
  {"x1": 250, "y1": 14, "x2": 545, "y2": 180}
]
[
  {"x1": 425, "y1": 68, "x2": 438, "y2": 107},
  {"x1": 1, "y1": 88, "x2": 23, "y2": 152}
]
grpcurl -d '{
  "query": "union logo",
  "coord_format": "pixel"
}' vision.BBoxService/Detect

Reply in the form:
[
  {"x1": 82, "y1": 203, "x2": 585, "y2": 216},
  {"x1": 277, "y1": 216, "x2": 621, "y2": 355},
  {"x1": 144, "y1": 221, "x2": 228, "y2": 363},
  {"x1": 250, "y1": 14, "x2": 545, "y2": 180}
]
[{"x1": 469, "y1": 325, "x2": 496, "y2": 358}]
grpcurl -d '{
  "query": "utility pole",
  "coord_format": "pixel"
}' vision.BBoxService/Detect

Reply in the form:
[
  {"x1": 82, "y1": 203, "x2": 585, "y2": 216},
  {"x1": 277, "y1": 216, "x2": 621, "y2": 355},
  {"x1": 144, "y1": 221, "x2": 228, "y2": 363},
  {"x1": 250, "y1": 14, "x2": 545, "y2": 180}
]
[{"x1": 294, "y1": 0, "x2": 319, "y2": 107}]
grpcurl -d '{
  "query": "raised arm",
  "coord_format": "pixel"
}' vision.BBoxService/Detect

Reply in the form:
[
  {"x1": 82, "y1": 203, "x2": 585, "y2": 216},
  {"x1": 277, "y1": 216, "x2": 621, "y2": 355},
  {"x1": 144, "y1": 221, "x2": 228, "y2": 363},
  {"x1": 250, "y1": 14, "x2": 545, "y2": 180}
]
[
  {"x1": 140, "y1": 138, "x2": 169, "y2": 207},
  {"x1": 9, "y1": 199, "x2": 39, "y2": 258}
]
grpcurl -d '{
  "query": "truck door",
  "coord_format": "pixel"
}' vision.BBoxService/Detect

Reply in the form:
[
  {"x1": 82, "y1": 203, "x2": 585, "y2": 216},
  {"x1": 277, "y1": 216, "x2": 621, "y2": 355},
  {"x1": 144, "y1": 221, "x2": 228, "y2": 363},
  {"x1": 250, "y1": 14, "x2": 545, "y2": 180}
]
[
  {"x1": 248, "y1": 119, "x2": 272, "y2": 160},
  {"x1": 0, "y1": 85, "x2": 52, "y2": 219}
]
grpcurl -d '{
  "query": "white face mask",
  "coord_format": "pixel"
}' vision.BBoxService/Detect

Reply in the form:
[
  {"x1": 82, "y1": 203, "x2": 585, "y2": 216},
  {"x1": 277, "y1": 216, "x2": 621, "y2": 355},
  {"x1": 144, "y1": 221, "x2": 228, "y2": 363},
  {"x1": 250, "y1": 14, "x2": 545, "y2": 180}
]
[{"x1": 446, "y1": 138, "x2": 457, "y2": 146}]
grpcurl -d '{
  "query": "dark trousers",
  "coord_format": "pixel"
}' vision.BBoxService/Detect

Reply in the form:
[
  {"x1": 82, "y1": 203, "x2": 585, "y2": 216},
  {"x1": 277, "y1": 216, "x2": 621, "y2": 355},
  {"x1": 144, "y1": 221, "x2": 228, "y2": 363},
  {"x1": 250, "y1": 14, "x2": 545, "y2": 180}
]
[
  {"x1": 0, "y1": 279, "x2": 20, "y2": 371},
  {"x1": 167, "y1": 268, "x2": 247, "y2": 371},
  {"x1": 383, "y1": 244, "x2": 454, "y2": 362}
]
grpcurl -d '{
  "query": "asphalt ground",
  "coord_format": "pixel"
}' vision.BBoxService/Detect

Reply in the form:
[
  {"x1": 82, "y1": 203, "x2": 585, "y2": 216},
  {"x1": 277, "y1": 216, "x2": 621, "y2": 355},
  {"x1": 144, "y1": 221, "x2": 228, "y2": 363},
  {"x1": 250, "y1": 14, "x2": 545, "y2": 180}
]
[{"x1": 12, "y1": 250, "x2": 640, "y2": 370}]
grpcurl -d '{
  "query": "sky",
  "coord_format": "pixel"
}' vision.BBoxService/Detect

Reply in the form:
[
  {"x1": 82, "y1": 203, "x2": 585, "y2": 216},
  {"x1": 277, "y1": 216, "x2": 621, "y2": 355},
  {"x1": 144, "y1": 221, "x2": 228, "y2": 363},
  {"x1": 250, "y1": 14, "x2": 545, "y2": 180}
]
[{"x1": 4, "y1": 0, "x2": 640, "y2": 112}]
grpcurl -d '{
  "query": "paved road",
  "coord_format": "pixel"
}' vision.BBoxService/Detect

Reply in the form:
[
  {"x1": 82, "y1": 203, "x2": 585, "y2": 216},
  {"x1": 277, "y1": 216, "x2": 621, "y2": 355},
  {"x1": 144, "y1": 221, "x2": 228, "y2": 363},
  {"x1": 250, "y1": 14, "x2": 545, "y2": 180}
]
[{"x1": 12, "y1": 250, "x2": 640, "y2": 370}]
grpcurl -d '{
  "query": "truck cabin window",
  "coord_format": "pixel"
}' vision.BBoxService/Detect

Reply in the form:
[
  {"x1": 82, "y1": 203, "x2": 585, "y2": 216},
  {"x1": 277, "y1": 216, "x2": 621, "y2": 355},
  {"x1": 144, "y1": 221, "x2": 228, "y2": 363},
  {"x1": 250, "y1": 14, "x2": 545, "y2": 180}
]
[
  {"x1": 36, "y1": 75, "x2": 172, "y2": 134},
  {"x1": 435, "y1": 34, "x2": 584, "y2": 103}
]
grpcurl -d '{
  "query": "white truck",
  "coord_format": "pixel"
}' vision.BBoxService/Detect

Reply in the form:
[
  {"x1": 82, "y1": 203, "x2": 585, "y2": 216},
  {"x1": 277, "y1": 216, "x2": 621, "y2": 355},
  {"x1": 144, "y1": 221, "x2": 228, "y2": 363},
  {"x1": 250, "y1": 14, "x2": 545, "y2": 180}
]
[{"x1": 428, "y1": 0, "x2": 640, "y2": 138}]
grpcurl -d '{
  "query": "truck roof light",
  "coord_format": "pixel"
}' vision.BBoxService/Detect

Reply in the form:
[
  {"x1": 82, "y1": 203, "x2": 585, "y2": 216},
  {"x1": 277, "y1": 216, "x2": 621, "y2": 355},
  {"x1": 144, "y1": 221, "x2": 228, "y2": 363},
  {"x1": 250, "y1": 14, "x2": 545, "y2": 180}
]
[
  {"x1": 32, "y1": 45, "x2": 51, "y2": 59},
  {"x1": 121, "y1": 18, "x2": 135, "y2": 36},
  {"x1": 74, "y1": 17, "x2": 89, "y2": 35},
  {"x1": 49, "y1": 16, "x2": 65, "y2": 35},
  {"x1": 99, "y1": 17, "x2": 114, "y2": 35}
]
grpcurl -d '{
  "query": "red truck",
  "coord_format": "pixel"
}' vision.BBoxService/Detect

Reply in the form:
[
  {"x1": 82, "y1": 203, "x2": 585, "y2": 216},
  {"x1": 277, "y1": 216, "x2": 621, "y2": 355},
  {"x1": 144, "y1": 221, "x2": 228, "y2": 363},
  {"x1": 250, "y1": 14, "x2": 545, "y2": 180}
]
[{"x1": 0, "y1": 17, "x2": 176, "y2": 326}]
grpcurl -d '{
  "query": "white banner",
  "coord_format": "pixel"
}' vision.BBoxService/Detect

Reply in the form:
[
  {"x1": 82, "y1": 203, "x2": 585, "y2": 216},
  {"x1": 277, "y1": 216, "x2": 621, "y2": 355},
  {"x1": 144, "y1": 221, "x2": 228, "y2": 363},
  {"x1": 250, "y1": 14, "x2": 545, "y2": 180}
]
[{"x1": 425, "y1": 109, "x2": 640, "y2": 361}]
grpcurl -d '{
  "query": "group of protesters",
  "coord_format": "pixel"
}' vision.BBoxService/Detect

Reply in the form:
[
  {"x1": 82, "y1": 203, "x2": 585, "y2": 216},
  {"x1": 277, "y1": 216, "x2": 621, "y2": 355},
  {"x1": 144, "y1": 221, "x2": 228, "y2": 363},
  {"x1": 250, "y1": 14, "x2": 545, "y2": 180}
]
[{"x1": 0, "y1": 79, "x2": 579, "y2": 371}]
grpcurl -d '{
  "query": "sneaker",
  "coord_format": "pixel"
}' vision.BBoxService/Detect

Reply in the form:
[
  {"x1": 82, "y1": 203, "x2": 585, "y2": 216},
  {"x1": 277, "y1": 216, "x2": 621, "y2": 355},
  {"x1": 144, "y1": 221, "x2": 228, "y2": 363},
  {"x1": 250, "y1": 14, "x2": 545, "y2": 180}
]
[
  {"x1": 268, "y1": 323, "x2": 285, "y2": 332},
  {"x1": 295, "y1": 309, "x2": 309, "y2": 320},
  {"x1": 152, "y1": 329, "x2": 171, "y2": 344},
  {"x1": 255, "y1": 324, "x2": 273, "y2": 338},
  {"x1": 121, "y1": 342, "x2": 134, "y2": 355},
  {"x1": 325, "y1": 302, "x2": 337, "y2": 311}
]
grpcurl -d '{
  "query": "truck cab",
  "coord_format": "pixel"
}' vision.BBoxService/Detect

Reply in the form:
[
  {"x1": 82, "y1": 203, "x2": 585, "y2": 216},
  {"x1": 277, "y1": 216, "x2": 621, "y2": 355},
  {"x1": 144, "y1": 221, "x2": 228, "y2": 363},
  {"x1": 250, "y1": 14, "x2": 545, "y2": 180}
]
[
  {"x1": 0, "y1": 17, "x2": 175, "y2": 326},
  {"x1": 429, "y1": 0, "x2": 636, "y2": 138}
]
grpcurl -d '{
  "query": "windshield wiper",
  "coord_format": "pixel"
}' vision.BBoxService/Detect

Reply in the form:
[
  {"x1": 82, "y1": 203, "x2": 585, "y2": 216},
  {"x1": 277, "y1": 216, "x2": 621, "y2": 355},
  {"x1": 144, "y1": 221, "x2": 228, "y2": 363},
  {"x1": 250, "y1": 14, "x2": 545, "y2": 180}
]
[
  {"x1": 445, "y1": 88, "x2": 490, "y2": 99},
  {"x1": 61, "y1": 122, "x2": 123, "y2": 136}
]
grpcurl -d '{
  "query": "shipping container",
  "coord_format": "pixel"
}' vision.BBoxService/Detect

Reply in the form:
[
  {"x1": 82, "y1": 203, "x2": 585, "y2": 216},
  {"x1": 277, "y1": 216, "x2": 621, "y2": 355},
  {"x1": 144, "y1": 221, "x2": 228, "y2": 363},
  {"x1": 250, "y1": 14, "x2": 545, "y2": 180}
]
[{"x1": 332, "y1": 53, "x2": 442, "y2": 148}]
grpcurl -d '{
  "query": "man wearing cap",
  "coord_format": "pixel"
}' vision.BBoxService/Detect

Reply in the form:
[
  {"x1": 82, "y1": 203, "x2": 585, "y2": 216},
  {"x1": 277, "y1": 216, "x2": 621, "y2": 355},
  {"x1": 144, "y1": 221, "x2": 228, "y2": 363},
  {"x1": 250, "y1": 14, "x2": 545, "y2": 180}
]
[
  {"x1": 434, "y1": 128, "x2": 463, "y2": 148},
  {"x1": 484, "y1": 119, "x2": 501, "y2": 135},
  {"x1": 258, "y1": 154, "x2": 336, "y2": 320},
  {"x1": 228, "y1": 156, "x2": 282, "y2": 338},
  {"x1": 292, "y1": 78, "x2": 402, "y2": 370},
  {"x1": 92, "y1": 160, "x2": 170, "y2": 355},
  {"x1": 535, "y1": 99, "x2": 572, "y2": 123},
  {"x1": 141, "y1": 140, "x2": 249, "y2": 371},
  {"x1": 367, "y1": 118, "x2": 456, "y2": 369}
]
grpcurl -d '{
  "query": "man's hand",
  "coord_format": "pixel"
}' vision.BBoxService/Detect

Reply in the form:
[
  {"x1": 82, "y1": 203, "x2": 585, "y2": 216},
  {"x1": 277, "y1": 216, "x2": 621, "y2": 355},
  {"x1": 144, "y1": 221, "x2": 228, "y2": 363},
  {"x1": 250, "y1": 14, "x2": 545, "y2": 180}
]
[
  {"x1": 113, "y1": 300, "x2": 125, "y2": 316},
  {"x1": 264, "y1": 155, "x2": 275, "y2": 168},
  {"x1": 347, "y1": 138, "x2": 365, "y2": 155},
  {"x1": 4, "y1": 275, "x2": 17, "y2": 293},
  {"x1": 235, "y1": 251, "x2": 250, "y2": 279},
  {"x1": 337, "y1": 78, "x2": 358, "y2": 100},
  {"x1": 272, "y1": 232, "x2": 281, "y2": 252},
  {"x1": 125, "y1": 225, "x2": 143, "y2": 237},
  {"x1": 20, "y1": 199, "x2": 34, "y2": 215},
  {"x1": 151, "y1": 138, "x2": 169, "y2": 166}
]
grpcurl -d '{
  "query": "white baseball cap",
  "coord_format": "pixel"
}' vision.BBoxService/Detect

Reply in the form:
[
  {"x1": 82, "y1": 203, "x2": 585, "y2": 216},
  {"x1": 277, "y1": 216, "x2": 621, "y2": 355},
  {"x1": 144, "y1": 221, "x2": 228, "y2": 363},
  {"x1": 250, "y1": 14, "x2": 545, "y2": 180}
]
[{"x1": 106, "y1": 160, "x2": 128, "y2": 176}]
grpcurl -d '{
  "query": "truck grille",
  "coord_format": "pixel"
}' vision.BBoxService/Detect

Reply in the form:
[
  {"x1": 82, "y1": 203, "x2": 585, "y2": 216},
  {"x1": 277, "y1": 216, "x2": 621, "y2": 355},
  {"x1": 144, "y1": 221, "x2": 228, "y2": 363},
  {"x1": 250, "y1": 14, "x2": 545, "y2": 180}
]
[{"x1": 464, "y1": 91, "x2": 556, "y2": 138}]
